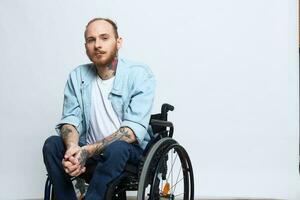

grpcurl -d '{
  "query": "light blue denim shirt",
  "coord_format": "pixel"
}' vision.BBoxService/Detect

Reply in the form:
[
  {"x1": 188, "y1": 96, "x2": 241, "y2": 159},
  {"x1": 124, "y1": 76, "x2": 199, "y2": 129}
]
[{"x1": 55, "y1": 57, "x2": 156, "y2": 149}]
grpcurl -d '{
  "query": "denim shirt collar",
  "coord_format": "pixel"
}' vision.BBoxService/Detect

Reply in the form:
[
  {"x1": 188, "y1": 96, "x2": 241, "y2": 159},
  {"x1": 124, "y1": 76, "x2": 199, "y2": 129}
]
[{"x1": 81, "y1": 57, "x2": 124, "y2": 96}]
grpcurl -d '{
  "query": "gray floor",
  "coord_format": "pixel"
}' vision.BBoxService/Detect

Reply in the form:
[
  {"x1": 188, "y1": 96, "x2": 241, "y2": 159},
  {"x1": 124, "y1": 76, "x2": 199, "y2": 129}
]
[{"x1": 24, "y1": 197, "x2": 282, "y2": 200}]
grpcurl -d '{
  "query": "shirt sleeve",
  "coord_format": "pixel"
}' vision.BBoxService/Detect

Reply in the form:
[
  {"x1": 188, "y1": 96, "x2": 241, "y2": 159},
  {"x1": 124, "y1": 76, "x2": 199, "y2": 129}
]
[
  {"x1": 55, "y1": 72, "x2": 83, "y2": 135},
  {"x1": 121, "y1": 67, "x2": 156, "y2": 144}
]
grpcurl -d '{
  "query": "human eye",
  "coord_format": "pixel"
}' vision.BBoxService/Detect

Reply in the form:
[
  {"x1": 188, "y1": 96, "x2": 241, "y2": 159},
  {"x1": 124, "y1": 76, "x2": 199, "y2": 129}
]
[
  {"x1": 86, "y1": 38, "x2": 95, "y2": 44},
  {"x1": 101, "y1": 35, "x2": 109, "y2": 41}
]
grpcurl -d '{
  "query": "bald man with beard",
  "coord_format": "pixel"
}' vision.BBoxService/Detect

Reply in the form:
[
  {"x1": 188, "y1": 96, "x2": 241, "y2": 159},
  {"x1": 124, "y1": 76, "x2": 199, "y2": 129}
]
[{"x1": 43, "y1": 18, "x2": 155, "y2": 200}]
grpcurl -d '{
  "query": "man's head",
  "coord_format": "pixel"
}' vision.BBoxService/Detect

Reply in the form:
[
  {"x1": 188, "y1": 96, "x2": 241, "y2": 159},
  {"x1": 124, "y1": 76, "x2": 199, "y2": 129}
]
[{"x1": 84, "y1": 18, "x2": 122, "y2": 67}]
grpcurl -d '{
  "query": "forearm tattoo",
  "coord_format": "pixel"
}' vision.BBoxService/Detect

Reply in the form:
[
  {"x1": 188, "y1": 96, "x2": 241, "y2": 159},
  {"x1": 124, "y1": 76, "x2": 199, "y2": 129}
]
[
  {"x1": 94, "y1": 127, "x2": 132, "y2": 155},
  {"x1": 61, "y1": 126, "x2": 72, "y2": 140}
]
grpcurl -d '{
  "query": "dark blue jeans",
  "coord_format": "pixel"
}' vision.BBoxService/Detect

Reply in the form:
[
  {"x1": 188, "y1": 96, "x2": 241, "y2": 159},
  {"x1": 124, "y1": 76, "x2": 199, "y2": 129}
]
[{"x1": 43, "y1": 135, "x2": 143, "y2": 200}]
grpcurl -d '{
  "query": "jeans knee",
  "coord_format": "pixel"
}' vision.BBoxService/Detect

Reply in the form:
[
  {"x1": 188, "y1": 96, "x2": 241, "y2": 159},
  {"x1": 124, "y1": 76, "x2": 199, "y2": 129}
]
[
  {"x1": 42, "y1": 135, "x2": 63, "y2": 157},
  {"x1": 103, "y1": 140, "x2": 130, "y2": 160}
]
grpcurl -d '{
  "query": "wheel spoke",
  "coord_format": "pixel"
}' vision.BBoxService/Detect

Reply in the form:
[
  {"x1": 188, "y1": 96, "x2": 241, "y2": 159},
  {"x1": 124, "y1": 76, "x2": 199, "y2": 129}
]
[
  {"x1": 174, "y1": 192, "x2": 184, "y2": 197},
  {"x1": 169, "y1": 177, "x2": 184, "y2": 192},
  {"x1": 166, "y1": 152, "x2": 178, "y2": 182},
  {"x1": 171, "y1": 164, "x2": 183, "y2": 194},
  {"x1": 171, "y1": 150, "x2": 173, "y2": 189},
  {"x1": 160, "y1": 174, "x2": 163, "y2": 192}
]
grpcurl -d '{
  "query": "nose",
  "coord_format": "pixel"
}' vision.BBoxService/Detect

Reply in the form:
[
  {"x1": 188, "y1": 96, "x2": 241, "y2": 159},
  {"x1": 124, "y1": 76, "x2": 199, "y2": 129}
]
[{"x1": 94, "y1": 38, "x2": 102, "y2": 49}]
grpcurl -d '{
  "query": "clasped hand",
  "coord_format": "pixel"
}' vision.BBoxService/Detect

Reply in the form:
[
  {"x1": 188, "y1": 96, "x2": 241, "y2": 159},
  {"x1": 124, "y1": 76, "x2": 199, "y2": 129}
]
[{"x1": 62, "y1": 144, "x2": 88, "y2": 177}]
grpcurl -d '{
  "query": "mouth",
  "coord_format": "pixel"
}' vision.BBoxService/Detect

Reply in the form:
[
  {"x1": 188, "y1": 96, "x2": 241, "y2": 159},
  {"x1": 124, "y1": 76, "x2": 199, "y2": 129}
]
[
  {"x1": 96, "y1": 50, "x2": 105, "y2": 54},
  {"x1": 95, "y1": 51, "x2": 106, "y2": 57}
]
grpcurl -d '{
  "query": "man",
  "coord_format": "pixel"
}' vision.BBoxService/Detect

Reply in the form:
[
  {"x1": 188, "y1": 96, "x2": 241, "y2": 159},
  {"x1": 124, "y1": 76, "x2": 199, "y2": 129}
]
[{"x1": 43, "y1": 18, "x2": 155, "y2": 200}]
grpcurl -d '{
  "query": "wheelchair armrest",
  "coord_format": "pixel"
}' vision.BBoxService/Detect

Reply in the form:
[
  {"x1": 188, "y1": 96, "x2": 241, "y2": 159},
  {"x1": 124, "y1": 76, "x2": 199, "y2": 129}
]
[
  {"x1": 150, "y1": 119, "x2": 173, "y2": 128},
  {"x1": 150, "y1": 119, "x2": 174, "y2": 138}
]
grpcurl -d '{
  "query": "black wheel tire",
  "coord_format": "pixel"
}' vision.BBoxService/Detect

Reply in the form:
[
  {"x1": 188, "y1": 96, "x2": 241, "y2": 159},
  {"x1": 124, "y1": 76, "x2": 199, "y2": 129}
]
[{"x1": 137, "y1": 137, "x2": 194, "y2": 200}]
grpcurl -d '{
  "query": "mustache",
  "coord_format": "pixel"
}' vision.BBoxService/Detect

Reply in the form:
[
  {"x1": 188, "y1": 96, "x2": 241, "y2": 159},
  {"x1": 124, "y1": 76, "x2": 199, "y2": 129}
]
[{"x1": 94, "y1": 49, "x2": 106, "y2": 54}]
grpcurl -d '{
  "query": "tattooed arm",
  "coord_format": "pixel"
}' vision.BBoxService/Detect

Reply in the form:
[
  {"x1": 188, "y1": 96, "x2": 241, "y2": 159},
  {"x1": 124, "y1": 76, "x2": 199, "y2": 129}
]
[
  {"x1": 84, "y1": 127, "x2": 136, "y2": 157},
  {"x1": 60, "y1": 124, "x2": 86, "y2": 176},
  {"x1": 62, "y1": 126, "x2": 136, "y2": 176},
  {"x1": 60, "y1": 124, "x2": 79, "y2": 149}
]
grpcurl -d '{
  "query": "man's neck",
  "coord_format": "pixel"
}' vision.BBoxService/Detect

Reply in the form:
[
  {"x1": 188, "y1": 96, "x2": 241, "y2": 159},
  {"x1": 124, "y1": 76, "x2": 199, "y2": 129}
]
[{"x1": 95, "y1": 57, "x2": 118, "y2": 80}]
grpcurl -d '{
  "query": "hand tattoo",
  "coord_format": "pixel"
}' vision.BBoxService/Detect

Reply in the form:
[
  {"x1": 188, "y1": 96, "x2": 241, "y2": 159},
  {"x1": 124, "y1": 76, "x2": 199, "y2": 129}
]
[
  {"x1": 119, "y1": 127, "x2": 131, "y2": 140},
  {"x1": 78, "y1": 148, "x2": 89, "y2": 166}
]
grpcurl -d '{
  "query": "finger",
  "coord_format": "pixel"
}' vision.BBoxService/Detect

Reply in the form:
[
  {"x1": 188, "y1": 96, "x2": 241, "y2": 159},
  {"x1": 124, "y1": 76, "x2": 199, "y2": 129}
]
[
  {"x1": 62, "y1": 159, "x2": 72, "y2": 167},
  {"x1": 69, "y1": 156, "x2": 79, "y2": 165},
  {"x1": 65, "y1": 165, "x2": 78, "y2": 175},
  {"x1": 69, "y1": 167, "x2": 81, "y2": 177},
  {"x1": 63, "y1": 160, "x2": 78, "y2": 174},
  {"x1": 76, "y1": 166, "x2": 86, "y2": 177},
  {"x1": 65, "y1": 159, "x2": 80, "y2": 168},
  {"x1": 62, "y1": 161, "x2": 71, "y2": 174},
  {"x1": 64, "y1": 163, "x2": 71, "y2": 174},
  {"x1": 67, "y1": 163, "x2": 81, "y2": 173},
  {"x1": 62, "y1": 159, "x2": 72, "y2": 169}
]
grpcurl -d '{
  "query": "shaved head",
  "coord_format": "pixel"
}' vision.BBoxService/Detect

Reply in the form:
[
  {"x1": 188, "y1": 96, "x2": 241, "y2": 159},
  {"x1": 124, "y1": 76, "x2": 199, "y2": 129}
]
[{"x1": 85, "y1": 18, "x2": 119, "y2": 40}]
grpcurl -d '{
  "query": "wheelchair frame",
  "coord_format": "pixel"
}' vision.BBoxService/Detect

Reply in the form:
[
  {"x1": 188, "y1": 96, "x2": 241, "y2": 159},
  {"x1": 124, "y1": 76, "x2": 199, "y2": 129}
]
[{"x1": 44, "y1": 104, "x2": 194, "y2": 200}]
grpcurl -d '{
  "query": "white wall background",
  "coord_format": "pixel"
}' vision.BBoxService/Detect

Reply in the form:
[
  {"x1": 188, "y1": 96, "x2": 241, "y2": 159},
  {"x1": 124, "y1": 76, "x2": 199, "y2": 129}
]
[{"x1": 0, "y1": 0, "x2": 299, "y2": 199}]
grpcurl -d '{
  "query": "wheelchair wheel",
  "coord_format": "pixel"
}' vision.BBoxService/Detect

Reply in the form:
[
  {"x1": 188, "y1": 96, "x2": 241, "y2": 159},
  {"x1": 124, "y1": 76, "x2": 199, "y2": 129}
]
[
  {"x1": 50, "y1": 189, "x2": 56, "y2": 200},
  {"x1": 44, "y1": 176, "x2": 56, "y2": 200},
  {"x1": 137, "y1": 137, "x2": 194, "y2": 200}
]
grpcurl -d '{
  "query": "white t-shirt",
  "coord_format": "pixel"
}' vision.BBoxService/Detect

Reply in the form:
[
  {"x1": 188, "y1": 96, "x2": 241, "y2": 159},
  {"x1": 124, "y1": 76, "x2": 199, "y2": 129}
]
[{"x1": 86, "y1": 76, "x2": 121, "y2": 144}]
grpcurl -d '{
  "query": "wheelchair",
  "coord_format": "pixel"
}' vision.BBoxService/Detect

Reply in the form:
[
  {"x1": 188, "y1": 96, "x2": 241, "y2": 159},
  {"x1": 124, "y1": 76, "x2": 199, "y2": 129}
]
[{"x1": 44, "y1": 104, "x2": 194, "y2": 200}]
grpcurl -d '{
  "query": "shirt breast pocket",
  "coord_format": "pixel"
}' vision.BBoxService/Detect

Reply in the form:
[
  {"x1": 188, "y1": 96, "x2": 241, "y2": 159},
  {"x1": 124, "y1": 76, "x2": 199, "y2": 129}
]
[{"x1": 110, "y1": 94, "x2": 124, "y2": 117}]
